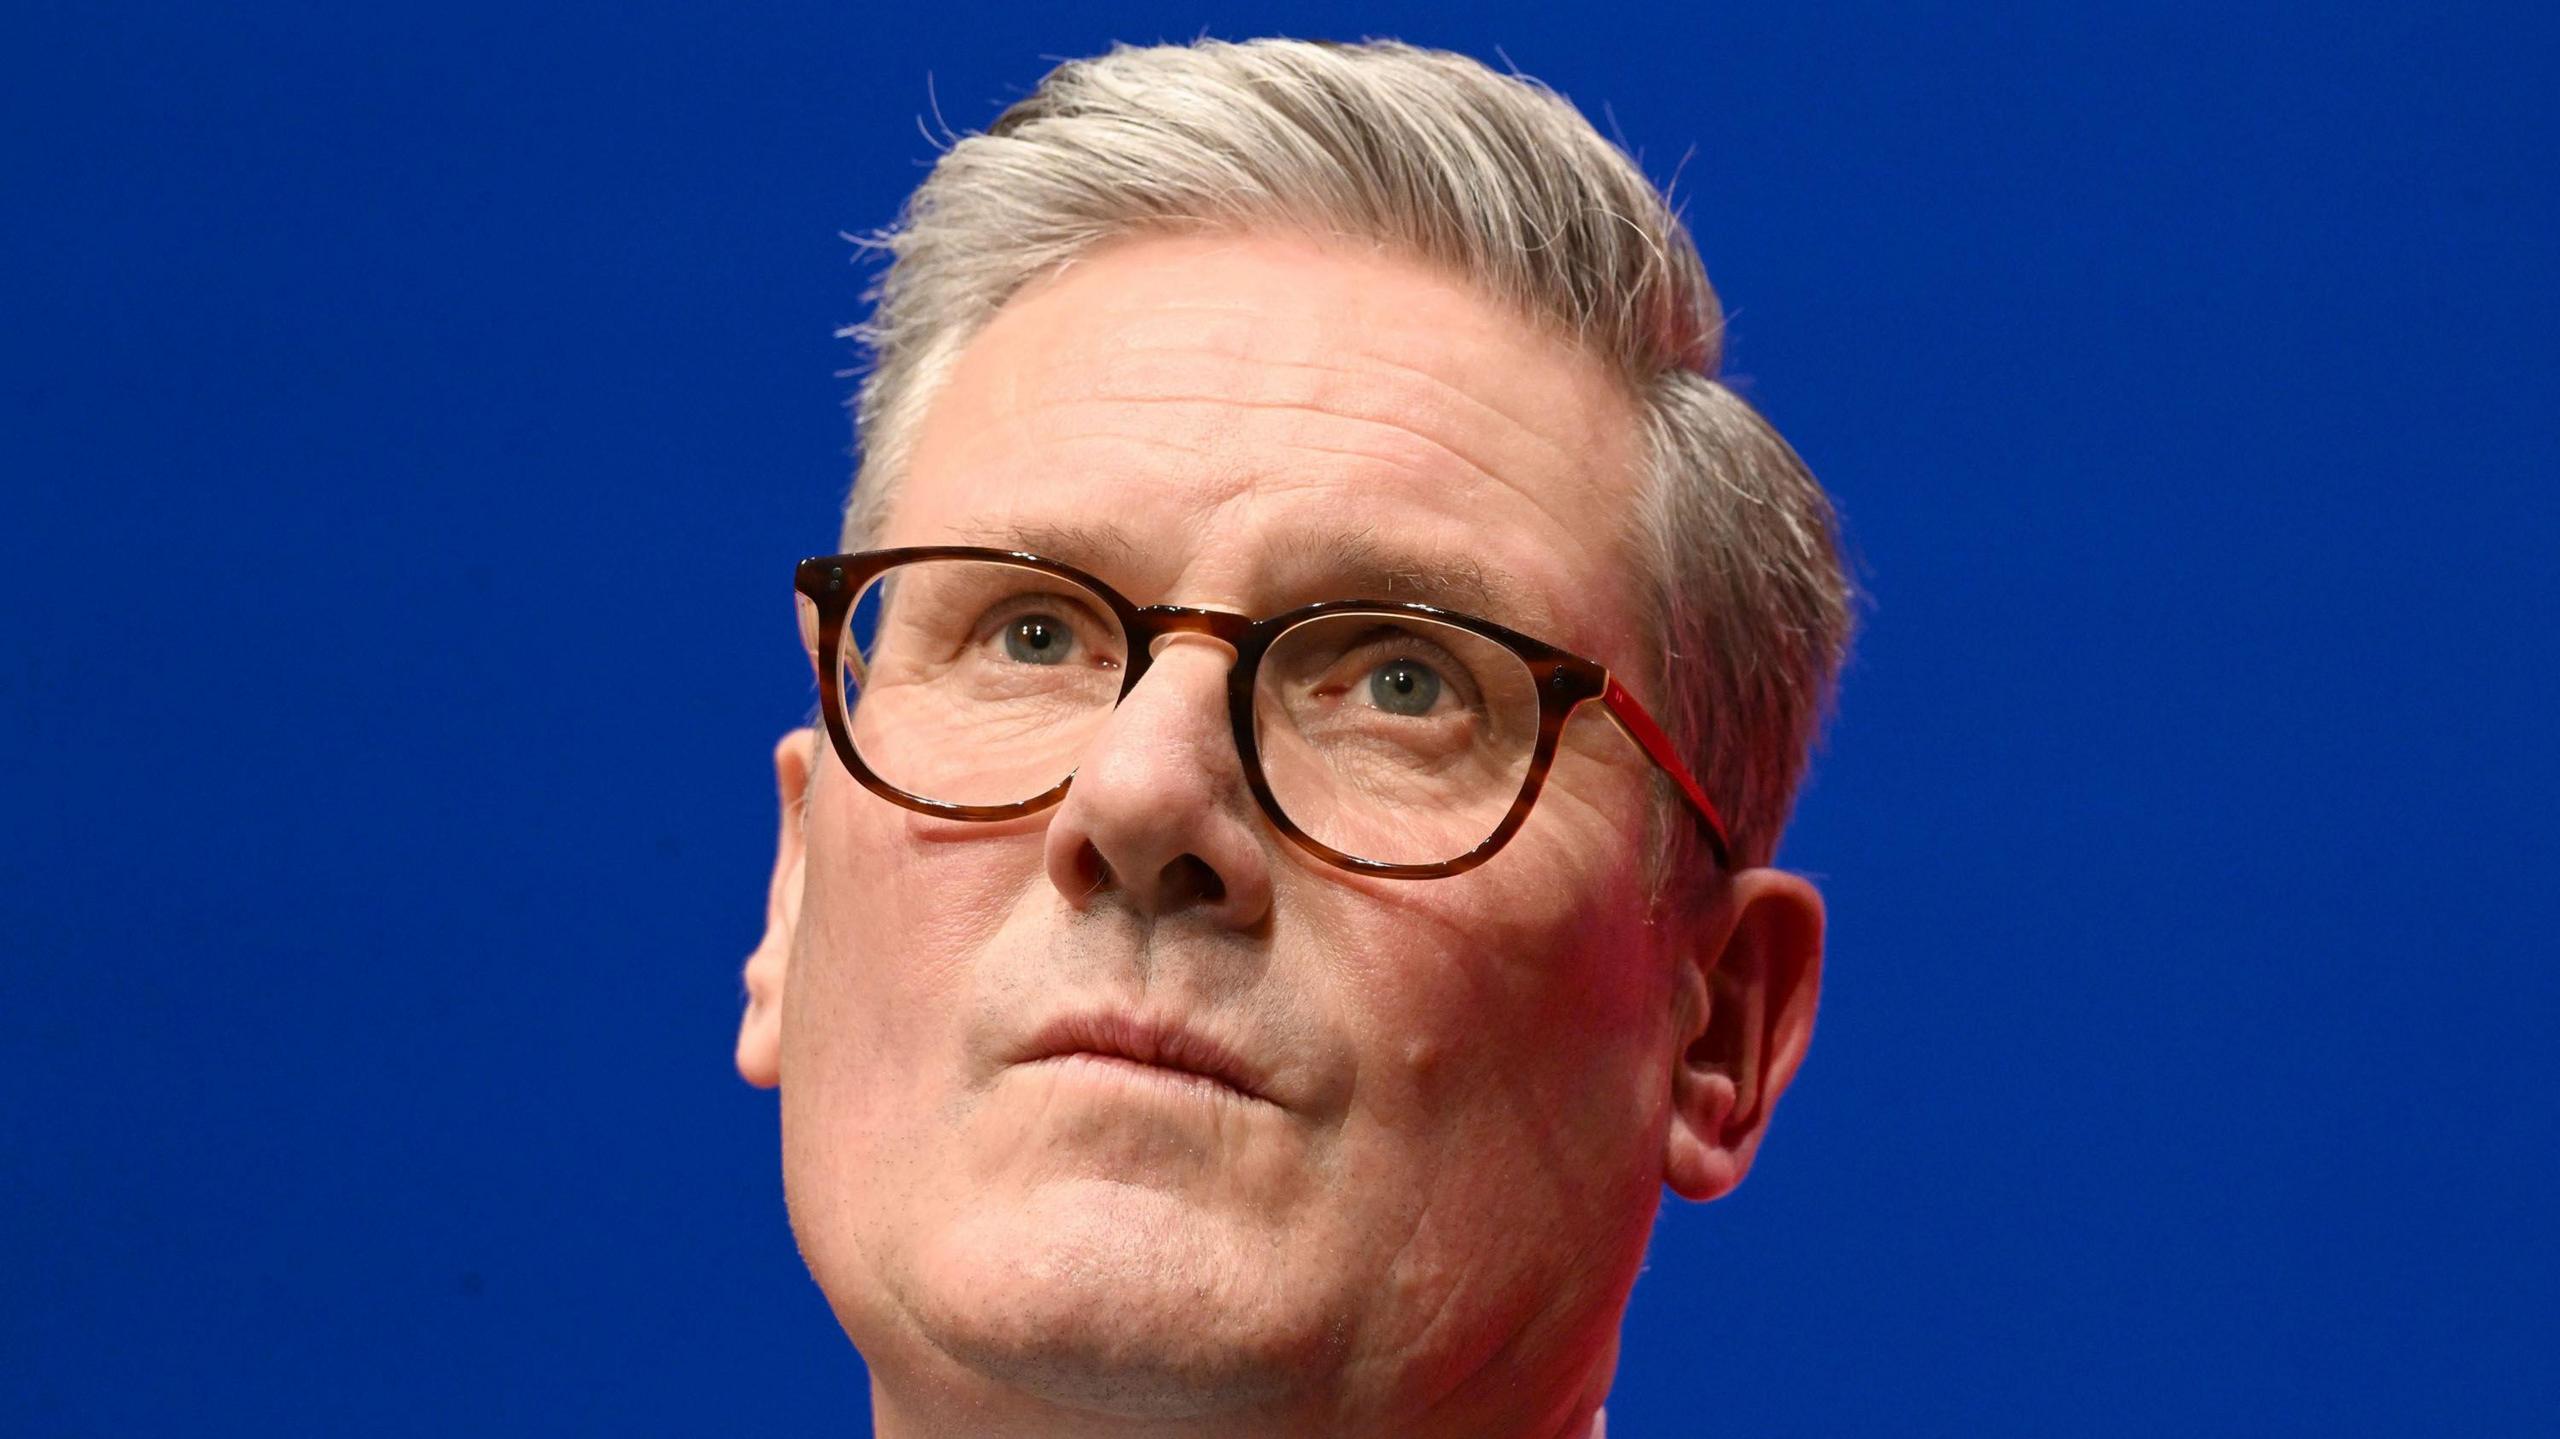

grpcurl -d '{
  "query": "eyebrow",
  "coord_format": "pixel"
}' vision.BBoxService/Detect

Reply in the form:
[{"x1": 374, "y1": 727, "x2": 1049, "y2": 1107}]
[
  {"x1": 1269, "y1": 526, "x2": 1544, "y2": 624},
  {"x1": 955, "y1": 518, "x2": 1547, "y2": 628},
  {"x1": 957, "y1": 518, "x2": 1138, "y2": 575}
]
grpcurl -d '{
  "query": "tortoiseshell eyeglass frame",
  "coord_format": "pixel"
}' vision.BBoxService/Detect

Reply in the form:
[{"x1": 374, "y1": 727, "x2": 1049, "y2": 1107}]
[{"x1": 793, "y1": 546, "x2": 1734, "y2": 879}]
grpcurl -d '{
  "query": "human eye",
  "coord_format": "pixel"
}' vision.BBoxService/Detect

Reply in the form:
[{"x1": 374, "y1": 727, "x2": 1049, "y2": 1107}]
[
  {"x1": 1356, "y1": 655, "x2": 1456, "y2": 717},
  {"x1": 1304, "y1": 625, "x2": 1485, "y2": 723},
  {"x1": 996, "y1": 610, "x2": 1077, "y2": 666},
  {"x1": 969, "y1": 589, "x2": 1122, "y2": 674}
]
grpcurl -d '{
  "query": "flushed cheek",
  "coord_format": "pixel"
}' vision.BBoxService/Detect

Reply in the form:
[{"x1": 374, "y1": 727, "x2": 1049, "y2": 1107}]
[
  {"x1": 1330, "y1": 850, "x2": 1655, "y2": 1047},
  {"x1": 1313, "y1": 946, "x2": 1660, "y2": 1374},
  {"x1": 1307, "y1": 866, "x2": 1664, "y2": 1230},
  {"x1": 1313, "y1": 1067, "x2": 1620, "y2": 1379},
  {"x1": 1352, "y1": 948, "x2": 1619, "y2": 1154}
]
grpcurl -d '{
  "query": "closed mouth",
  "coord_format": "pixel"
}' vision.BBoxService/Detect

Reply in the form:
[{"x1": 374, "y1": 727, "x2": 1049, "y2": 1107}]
[{"x1": 1013, "y1": 1010, "x2": 1273, "y2": 1105}]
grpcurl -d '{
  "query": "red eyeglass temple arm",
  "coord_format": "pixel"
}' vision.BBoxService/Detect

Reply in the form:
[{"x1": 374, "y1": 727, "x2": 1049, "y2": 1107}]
[{"x1": 1599, "y1": 675, "x2": 1735, "y2": 871}]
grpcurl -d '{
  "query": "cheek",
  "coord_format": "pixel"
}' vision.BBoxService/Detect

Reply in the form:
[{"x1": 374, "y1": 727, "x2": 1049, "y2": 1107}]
[
  {"x1": 1284, "y1": 853, "x2": 1669, "y2": 1357},
  {"x1": 779, "y1": 770, "x2": 1061, "y2": 1336},
  {"x1": 783, "y1": 772, "x2": 1043, "y2": 1108},
  {"x1": 1313, "y1": 831, "x2": 1665, "y2": 1167}
]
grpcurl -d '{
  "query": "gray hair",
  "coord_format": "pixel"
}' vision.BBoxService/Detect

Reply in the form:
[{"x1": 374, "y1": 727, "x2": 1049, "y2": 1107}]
[{"x1": 837, "y1": 37, "x2": 1856, "y2": 884}]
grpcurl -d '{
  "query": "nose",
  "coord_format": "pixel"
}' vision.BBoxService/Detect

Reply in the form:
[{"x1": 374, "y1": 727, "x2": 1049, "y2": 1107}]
[{"x1": 1040, "y1": 636, "x2": 1274, "y2": 930}]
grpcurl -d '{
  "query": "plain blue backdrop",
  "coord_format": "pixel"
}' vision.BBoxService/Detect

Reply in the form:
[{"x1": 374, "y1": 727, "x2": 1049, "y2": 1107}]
[{"x1": 6, "y1": 2, "x2": 2554, "y2": 1433}]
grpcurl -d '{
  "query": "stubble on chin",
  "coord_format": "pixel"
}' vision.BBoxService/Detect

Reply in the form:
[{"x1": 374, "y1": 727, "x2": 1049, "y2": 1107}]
[{"x1": 873, "y1": 1179, "x2": 1345, "y2": 1424}]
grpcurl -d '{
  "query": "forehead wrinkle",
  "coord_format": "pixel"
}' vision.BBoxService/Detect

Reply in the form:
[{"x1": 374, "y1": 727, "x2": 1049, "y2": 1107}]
[
  {"x1": 1072, "y1": 333, "x2": 1584, "y2": 460},
  {"x1": 1042, "y1": 349, "x2": 1619, "y2": 553},
  {"x1": 1096, "y1": 272, "x2": 1623, "y2": 448},
  {"x1": 1334, "y1": 348, "x2": 1604, "y2": 480},
  {"x1": 1056, "y1": 388, "x2": 1555, "y2": 527},
  {"x1": 969, "y1": 423, "x2": 1217, "y2": 486}
]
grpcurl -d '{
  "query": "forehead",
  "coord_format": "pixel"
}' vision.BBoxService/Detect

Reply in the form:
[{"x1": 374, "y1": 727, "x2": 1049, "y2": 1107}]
[{"x1": 885, "y1": 231, "x2": 1645, "y2": 650}]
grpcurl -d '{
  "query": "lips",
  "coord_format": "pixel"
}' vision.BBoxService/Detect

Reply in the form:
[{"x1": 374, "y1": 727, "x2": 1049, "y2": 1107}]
[{"x1": 1013, "y1": 1010, "x2": 1273, "y2": 1105}]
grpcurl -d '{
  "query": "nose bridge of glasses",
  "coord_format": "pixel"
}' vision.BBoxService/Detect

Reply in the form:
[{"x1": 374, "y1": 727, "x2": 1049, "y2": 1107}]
[{"x1": 1132, "y1": 605, "x2": 1254, "y2": 667}]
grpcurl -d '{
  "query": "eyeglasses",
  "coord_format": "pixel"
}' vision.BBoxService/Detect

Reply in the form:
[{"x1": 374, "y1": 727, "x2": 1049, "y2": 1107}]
[{"x1": 794, "y1": 547, "x2": 1732, "y2": 879}]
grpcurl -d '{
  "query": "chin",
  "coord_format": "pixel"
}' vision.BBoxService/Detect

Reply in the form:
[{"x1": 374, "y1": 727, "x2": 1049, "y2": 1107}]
[{"x1": 887, "y1": 1176, "x2": 1341, "y2": 1419}]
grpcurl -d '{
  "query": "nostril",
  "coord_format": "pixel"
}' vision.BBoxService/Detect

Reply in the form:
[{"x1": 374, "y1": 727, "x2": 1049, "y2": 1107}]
[
  {"x1": 1067, "y1": 841, "x2": 1113, "y2": 900},
  {"x1": 1158, "y1": 854, "x2": 1225, "y2": 906}
]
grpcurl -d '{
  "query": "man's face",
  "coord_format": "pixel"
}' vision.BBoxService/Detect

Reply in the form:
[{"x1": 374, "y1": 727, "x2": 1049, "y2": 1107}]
[{"x1": 775, "y1": 232, "x2": 1699, "y2": 1426}]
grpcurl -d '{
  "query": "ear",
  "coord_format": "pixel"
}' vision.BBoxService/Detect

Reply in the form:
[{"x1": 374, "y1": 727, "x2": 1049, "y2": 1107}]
[
  {"x1": 735, "y1": 728, "x2": 815, "y2": 1089},
  {"x1": 1662, "y1": 867, "x2": 1826, "y2": 1201}
]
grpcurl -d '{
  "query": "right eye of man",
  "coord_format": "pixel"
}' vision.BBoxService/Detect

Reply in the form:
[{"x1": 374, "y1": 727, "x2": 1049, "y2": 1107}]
[
  {"x1": 1364, "y1": 658, "x2": 1446, "y2": 716},
  {"x1": 1001, "y1": 613, "x2": 1075, "y2": 665}
]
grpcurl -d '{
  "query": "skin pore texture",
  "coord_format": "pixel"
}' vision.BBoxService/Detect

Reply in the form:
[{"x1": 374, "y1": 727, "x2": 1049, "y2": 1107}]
[{"x1": 735, "y1": 231, "x2": 1825, "y2": 1438}]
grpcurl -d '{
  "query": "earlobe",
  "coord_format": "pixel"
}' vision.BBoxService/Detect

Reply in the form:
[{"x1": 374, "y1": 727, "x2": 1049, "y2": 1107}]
[
  {"x1": 1661, "y1": 868, "x2": 1825, "y2": 1201},
  {"x1": 735, "y1": 728, "x2": 815, "y2": 1089}
]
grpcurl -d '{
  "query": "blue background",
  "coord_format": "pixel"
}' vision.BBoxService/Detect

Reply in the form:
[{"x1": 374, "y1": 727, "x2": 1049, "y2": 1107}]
[{"x1": 6, "y1": 2, "x2": 2554, "y2": 1432}]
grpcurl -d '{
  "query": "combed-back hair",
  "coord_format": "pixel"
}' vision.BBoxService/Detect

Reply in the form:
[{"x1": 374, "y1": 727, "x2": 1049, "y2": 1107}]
[{"x1": 838, "y1": 37, "x2": 1857, "y2": 887}]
